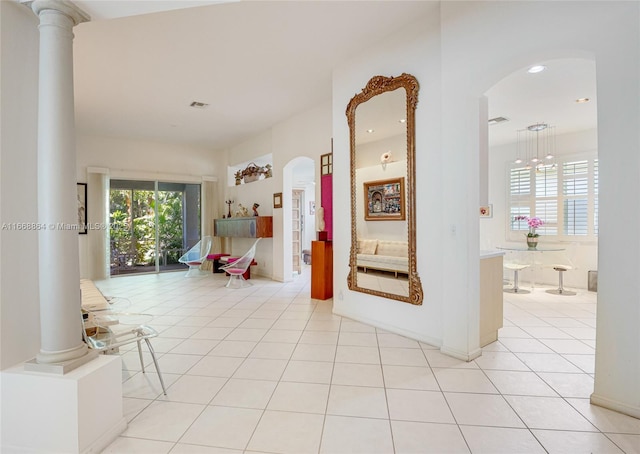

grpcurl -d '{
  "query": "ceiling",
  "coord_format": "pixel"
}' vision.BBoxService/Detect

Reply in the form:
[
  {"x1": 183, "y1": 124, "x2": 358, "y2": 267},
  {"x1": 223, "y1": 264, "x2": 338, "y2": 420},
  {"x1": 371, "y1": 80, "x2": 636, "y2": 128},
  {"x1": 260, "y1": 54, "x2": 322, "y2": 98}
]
[
  {"x1": 72, "y1": 1, "x2": 438, "y2": 151},
  {"x1": 487, "y1": 58, "x2": 597, "y2": 147},
  {"x1": 70, "y1": 2, "x2": 597, "y2": 157}
]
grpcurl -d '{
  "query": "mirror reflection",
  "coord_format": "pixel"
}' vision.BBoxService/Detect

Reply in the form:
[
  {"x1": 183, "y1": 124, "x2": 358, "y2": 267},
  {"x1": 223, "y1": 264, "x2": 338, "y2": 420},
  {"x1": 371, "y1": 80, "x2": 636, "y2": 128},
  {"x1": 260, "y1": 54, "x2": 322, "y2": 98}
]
[{"x1": 347, "y1": 74, "x2": 423, "y2": 305}]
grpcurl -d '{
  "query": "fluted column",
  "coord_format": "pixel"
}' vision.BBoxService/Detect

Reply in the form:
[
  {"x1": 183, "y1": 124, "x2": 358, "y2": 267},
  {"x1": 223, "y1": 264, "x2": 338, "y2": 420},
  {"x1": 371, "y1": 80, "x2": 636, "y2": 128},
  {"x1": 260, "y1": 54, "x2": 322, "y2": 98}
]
[{"x1": 24, "y1": 0, "x2": 90, "y2": 365}]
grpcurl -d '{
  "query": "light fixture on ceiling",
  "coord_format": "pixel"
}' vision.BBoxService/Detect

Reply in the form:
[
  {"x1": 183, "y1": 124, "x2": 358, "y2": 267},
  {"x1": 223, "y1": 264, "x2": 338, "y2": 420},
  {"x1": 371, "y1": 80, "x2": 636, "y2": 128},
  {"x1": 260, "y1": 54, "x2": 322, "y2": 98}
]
[
  {"x1": 366, "y1": 129, "x2": 375, "y2": 133},
  {"x1": 575, "y1": 97, "x2": 590, "y2": 103},
  {"x1": 527, "y1": 65, "x2": 547, "y2": 74},
  {"x1": 514, "y1": 122, "x2": 556, "y2": 171},
  {"x1": 488, "y1": 116, "x2": 509, "y2": 125},
  {"x1": 190, "y1": 101, "x2": 209, "y2": 108},
  {"x1": 399, "y1": 119, "x2": 406, "y2": 124}
]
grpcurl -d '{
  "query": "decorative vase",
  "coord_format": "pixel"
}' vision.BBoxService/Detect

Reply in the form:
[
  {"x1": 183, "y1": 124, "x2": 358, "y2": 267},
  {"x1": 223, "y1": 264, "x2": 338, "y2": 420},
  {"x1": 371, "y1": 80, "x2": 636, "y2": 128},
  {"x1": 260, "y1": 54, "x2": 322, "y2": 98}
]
[{"x1": 526, "y1": 236, "x2": 538, "y2": 250}]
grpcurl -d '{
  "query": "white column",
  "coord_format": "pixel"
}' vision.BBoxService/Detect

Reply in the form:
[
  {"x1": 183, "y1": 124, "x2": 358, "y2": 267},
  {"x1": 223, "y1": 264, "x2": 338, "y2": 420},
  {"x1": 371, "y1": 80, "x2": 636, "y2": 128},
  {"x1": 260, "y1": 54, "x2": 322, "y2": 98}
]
[{"x1": 26, "y1": 0, "x2": 91, "y2": 365}]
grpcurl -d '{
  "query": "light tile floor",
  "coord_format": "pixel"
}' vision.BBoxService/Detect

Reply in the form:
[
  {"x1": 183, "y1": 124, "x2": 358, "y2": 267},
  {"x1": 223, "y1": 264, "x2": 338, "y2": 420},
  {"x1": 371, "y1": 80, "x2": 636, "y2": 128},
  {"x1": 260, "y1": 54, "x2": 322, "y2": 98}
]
[{"x1": 99, "y1": 268, "x2": 640, "y2": 453}]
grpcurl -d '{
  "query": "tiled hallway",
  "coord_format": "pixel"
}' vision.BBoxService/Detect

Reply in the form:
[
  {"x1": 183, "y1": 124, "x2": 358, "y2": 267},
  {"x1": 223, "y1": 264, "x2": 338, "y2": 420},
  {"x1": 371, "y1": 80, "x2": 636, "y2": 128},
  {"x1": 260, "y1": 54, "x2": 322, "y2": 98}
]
[{"x1": 98, "y1": 268, "x2": 640, "y2": 453}]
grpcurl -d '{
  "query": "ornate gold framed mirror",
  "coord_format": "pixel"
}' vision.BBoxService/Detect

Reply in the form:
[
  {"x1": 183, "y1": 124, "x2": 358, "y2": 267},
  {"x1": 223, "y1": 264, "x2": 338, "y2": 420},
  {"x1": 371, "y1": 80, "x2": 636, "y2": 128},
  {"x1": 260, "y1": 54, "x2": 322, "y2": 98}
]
[{"x1": 346, "y1": 73, "x2": 423, "y2": 305}]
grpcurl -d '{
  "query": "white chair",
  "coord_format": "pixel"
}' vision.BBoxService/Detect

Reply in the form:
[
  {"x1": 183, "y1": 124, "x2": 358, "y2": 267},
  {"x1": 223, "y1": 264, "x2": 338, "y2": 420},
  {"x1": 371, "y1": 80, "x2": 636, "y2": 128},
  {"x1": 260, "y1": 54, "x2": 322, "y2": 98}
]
[
  {"x1": 545, "y1": 244, "x2": 577, "y2": 296},
  {"x1": 220, "y1": 238, "x2": 261, "y2": 288},
  {"x1": 82, "y1": 311, "x2": 167, "y2": 395},
  {"x1": 178, "y1": 236, "x2": 212, "y2": 277},
  {"x1": 503, "y1": 250, "x2": 531, "y2": 294}
]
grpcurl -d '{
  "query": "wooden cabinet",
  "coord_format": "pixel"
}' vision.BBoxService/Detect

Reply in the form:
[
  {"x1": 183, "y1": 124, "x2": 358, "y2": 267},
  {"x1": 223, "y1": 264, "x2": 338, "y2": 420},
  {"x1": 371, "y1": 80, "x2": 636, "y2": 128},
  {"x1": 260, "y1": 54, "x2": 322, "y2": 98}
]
[
  {"x1": 214, "y1": 216, "x2": 273, "y2": 238},
  {"x1": 311, "y1": 241, "x2": 333, "y2": 300},
  {"x1": 480, "y1": 254, "x2": 504, "y2": 347}
]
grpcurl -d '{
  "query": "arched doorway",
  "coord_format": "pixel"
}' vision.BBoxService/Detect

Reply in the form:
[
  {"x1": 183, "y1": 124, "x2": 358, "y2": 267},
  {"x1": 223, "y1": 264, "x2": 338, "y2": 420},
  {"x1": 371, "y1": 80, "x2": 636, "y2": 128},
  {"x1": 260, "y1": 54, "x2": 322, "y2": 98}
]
[{"x1": 282, "y1": 156, "x2": 316, "y2": 280}]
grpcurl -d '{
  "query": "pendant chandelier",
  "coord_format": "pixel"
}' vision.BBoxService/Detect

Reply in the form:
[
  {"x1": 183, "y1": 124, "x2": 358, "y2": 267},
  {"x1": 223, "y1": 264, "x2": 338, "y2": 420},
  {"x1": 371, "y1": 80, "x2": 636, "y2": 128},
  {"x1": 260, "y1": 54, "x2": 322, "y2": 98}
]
[{"x1": 514, "y1": 123, "x2": 556, "y2": 171}]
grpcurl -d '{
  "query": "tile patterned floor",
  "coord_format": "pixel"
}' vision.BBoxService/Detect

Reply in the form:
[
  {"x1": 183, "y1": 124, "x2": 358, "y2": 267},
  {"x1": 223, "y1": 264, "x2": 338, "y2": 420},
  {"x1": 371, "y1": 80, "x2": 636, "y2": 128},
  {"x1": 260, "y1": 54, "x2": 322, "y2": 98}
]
[{"x1": 98, "y1": 268, "x2": 640, "y2": 453}]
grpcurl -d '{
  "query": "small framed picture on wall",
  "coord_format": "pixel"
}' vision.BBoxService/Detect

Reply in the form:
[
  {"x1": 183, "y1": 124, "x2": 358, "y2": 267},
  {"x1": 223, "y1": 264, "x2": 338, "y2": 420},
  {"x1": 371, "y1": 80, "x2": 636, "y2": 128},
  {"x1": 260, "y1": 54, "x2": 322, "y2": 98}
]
[{"x1": 273, "y1": 192, "x2": 283, "y2": 209}]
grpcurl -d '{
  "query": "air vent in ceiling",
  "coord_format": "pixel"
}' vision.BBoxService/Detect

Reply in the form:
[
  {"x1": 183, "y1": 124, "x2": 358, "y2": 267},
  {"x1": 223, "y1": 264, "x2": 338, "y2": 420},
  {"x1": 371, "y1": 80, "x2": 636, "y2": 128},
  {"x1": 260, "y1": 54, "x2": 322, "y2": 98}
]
[
  {"x1": 488, "y1": 116, "x2": 509, "y2": 125},
  {"x1": 190, "y1": 101, "x2": 209, "y2": 108}
]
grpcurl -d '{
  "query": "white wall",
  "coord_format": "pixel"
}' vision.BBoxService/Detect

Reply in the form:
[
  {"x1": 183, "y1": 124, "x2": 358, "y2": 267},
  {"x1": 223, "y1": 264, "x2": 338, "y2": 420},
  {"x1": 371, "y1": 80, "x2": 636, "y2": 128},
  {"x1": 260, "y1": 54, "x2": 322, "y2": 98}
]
[
  {"x1": 274, "y1": 103, "x2": 332, "y2": 282},
  {"x1": 75, "y1": 134, "x2": 221, "y2": 278},
  {"x1": 223, "y1": 130, "x2": 276, "y2": 278},
  {"x1": 481, "y1": 129, "x2": 599, "y2": 289},
  {"x1": 224, "y1": 102, "x2": 331, "y2": 281},
  {"x1": 333, "y1": 12, "x2": 445, "y2": 347},
  {"x1": 0, "y1": 0, "x2": 41, "y2": 370},
  {"x1": 333, "y1": 0, "x2": 639, "y2": 418}
]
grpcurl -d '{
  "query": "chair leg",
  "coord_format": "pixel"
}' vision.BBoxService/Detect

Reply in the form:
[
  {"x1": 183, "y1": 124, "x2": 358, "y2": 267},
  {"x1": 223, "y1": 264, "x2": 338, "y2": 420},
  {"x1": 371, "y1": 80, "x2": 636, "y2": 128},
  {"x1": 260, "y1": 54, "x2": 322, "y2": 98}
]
[
  {"x1": 226, "y1": 274, "x2": 252, "y2": 288},
  {"x1": 144, "y1": 338, "x2": 167, "y2": 395},
  {"x1": 137, "y1": 339, "x2": 145, "y2": 373}
]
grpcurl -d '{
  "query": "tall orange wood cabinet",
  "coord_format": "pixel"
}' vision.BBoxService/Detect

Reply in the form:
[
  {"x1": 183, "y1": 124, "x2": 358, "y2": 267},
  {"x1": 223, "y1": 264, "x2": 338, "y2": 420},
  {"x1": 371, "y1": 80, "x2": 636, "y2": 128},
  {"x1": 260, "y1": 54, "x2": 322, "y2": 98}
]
[{"x1": 311, "y1": 240, "x2": 333, "y2": 300}]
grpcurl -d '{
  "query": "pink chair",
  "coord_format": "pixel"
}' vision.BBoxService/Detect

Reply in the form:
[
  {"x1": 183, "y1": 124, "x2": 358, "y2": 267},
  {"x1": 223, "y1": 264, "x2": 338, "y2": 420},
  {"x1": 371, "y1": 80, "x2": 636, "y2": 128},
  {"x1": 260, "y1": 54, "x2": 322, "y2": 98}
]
[{"x1": 220, "y1": 238, "x2": 261, "y2": 288}]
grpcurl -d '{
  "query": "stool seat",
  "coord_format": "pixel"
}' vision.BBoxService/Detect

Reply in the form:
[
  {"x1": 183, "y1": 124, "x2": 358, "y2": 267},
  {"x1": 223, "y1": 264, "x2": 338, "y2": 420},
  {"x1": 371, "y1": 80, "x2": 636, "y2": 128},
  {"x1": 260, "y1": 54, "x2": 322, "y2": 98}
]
[
  {"x1": 503, "y1": 263, "x2": 530, "y2": 294},
  {"x1": 546, "y1": 265, "x2": 576, "y2": 295}
]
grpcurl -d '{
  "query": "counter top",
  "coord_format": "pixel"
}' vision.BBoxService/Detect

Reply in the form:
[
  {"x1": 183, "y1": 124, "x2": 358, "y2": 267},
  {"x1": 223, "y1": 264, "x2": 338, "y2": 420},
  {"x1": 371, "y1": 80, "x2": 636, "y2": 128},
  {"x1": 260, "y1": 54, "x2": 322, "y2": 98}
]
[{"x1": 480, "y1": 250, "x2": 506, "y2": 259}]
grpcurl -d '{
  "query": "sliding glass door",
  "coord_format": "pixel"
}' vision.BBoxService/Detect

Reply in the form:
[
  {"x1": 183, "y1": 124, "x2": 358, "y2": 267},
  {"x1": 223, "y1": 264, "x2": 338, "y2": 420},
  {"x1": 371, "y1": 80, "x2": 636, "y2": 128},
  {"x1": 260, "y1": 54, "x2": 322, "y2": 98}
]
[{"x1": 109, "y1": 179, "x2": 200, "y2": 275}]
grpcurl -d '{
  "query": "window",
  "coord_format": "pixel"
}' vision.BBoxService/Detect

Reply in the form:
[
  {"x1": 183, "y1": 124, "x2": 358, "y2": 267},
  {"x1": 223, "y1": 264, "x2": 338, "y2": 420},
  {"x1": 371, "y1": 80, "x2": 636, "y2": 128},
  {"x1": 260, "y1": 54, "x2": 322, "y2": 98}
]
[{"x1": 508, "y1": 154, "x2": 598, "y2": 241}]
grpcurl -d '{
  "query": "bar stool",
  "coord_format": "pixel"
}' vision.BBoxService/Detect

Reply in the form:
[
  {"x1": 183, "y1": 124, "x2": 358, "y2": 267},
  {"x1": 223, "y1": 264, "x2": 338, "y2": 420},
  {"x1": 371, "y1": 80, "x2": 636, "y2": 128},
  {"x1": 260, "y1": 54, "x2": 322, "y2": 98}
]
[
  {"x1": 546, "y1": 264, "x2": 576, "y2": 295},
  {"x1": 502, "y1": 250, "x2": 531, "y2": 294},
  {"x1": 545, "y1": 244, "x2": 577, "y2": 296},
  {"x1": 504, "y1": 262, "x2": 530, "y2": 294}
]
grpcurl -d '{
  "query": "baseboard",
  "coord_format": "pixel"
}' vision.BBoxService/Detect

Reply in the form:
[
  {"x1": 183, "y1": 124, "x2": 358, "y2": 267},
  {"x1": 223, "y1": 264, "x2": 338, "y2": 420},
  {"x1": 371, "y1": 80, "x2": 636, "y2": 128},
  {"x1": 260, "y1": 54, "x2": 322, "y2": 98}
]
[
  {"x1": 82, "y1": 417, "x2": 127, "y2": 454},
  {"x1": 440, "y1": 345, "x2": 483, "y2": 362},
  {"x1": 332, "y1": 307, "x2": 442, "y2": 348},
  {"x1": 590, "y1": 393, "x2": 640, "y2": 419}
]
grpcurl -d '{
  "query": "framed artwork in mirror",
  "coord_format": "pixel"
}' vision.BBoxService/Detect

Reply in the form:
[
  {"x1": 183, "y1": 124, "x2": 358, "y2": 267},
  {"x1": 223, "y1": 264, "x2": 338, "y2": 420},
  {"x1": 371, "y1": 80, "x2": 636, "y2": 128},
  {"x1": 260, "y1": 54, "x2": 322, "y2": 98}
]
[
  {"x1": 363, "y1": 177, "x2": 405, "y2": 221},
  {"x1": 77, "y1": 183, "x2": 87, "y2": 234},
  {"x1": 273, "y1": 192, "x2": 283, "y2": 209}
]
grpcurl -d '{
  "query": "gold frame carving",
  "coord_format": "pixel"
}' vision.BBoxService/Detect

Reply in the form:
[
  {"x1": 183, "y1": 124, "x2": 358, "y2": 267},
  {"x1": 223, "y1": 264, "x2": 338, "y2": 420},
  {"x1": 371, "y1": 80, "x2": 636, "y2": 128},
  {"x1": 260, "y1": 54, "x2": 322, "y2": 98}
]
[{"x1": 346, "y1": 73, "x2": 423, "y2": 305}]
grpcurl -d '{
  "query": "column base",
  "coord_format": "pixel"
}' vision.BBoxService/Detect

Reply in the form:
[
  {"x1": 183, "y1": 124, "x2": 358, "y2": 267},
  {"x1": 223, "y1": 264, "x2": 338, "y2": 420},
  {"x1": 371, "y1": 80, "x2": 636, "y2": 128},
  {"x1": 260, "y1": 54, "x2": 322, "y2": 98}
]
[
  {"x1": 1, "y1": 355, "x2": 126, "y2": 453},
  {"x1": 25, "y1": 349, "x2": 97, "y2": 374}
]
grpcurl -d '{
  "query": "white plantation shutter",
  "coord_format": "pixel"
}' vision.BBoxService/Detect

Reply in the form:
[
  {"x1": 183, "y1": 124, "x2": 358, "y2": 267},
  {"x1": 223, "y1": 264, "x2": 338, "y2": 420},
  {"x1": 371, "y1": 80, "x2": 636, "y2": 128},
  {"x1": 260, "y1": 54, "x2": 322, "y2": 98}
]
[
  {"x1": 508, "y1": 154, "x2": 598, "y2": 241},
  {"x1": 534, "y1": 164, "x2": 558, "y2": 235},
  {"x1": 509, "y1": 167, "x2": 530, "y2": 233},
  {"x1": 563, "y1": 160, "x2": 589, "y2": 235},
  {"x1": 594, "y1": 159, "x2": 599, "y2": 235},
  {"x1": 510, "y1": 168, "x2": 530, "y2": 196}
]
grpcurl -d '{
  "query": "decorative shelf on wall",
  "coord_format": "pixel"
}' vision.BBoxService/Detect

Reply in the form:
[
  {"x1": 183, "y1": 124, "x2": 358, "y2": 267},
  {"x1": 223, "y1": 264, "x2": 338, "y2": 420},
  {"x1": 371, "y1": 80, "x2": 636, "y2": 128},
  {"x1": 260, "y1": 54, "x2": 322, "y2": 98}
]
[{"x1": 214, "y1": 216, "x2": 273, "y2": 238}]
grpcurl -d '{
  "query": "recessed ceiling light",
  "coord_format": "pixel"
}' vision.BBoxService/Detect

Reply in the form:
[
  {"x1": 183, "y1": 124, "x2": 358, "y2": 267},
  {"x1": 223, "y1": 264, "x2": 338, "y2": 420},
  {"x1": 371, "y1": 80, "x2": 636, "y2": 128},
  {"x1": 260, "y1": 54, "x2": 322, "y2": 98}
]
[
  {"x1": 576, "y1": 97, "x2": 590, "y2": 103},
  {"x1": 366, "y1": 129, "x2": 374, "y2": 133},
  {"x1": 527, "y1": 65, "x2": 547, "y2": 74},
  {"x1": 488, "y1": 116, "x2": 509, "y2": 125},
  {"x1": 399, "y1": 119, "x2": 406, "y2": 124},
  {"x1": 190, "y1": 101, "x2": 208, "y2": 108}
]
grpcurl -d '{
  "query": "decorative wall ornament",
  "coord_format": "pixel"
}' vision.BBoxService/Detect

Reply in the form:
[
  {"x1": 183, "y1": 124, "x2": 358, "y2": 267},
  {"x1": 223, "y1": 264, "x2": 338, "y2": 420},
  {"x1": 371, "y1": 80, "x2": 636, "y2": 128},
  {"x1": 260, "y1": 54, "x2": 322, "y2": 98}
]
[{"x1": 234, "y1": 162, "x2": 273, "y2": 185}]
